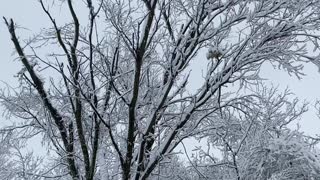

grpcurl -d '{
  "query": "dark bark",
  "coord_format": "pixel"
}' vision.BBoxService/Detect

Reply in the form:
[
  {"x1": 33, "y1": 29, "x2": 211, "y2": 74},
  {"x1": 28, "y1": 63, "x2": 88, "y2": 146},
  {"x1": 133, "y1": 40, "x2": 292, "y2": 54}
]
[{"x1": 4, "y1": 17, "x2": 80, "y2": 180}]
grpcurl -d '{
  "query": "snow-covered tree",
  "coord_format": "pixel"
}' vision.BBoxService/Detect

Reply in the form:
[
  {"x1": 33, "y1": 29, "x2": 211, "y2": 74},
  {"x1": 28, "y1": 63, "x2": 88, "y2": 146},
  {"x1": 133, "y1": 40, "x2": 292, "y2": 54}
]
[
  {"x1": 183, "y1": 85, "x2": 320, "y2": 180},
  {"x1": 3, "y1": 0, "x2": 320, "y2": 179},
  {"x1": 0, "y1": 130, "x2": 52, "y2": 180}
]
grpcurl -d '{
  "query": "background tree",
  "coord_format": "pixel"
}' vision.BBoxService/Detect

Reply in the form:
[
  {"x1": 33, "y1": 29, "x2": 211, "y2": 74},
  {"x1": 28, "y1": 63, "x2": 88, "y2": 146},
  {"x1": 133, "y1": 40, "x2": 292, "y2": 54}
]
[
  {"x1": 185, "y1": 85, "x2": 320, "y2": 180},
  {"x1": 2, "y1": 0, "x2": 320, "y2": 179},
  {"x1": 0, "y1": 130, "x2": 52, "y2": 180}
]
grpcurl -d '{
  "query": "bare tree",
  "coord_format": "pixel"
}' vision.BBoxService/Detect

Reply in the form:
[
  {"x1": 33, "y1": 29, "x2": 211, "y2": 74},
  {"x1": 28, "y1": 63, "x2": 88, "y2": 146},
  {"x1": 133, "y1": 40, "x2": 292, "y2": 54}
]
[
  {"x1": 3, "y1": 0, "x2": 320, "y2": 179},
  {"x1": 0, "y1": 130, "x2": 53, "y2": 180},
  {"x1": 187, "y1": 84, "x2": 320, "y2": 180}
]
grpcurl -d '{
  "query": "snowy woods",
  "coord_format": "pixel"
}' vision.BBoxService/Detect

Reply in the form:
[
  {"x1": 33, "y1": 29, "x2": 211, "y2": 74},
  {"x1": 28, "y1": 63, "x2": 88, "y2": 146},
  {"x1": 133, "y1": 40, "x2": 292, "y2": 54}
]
[{"x1": 2, "y1": 0, "x2": 320, "y2": 179}]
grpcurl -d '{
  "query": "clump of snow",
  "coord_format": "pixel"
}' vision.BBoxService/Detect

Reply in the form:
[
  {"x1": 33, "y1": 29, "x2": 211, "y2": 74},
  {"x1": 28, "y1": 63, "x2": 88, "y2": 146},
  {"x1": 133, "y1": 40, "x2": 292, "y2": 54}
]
[{"x1": 206, "y1": 46, "x2": 222, "y2": 60}]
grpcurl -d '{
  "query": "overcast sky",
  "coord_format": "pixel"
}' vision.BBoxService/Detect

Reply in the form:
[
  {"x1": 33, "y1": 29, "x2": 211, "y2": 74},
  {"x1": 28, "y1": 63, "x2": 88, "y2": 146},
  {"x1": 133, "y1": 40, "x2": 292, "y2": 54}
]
[{"x1": 1, "y1": 0, "x2": 320, "y2": 139}]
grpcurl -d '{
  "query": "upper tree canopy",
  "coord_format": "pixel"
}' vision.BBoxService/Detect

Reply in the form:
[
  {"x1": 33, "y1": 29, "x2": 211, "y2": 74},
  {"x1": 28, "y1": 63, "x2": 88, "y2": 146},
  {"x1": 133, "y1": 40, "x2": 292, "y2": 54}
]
[{"x1": 2, "y1": 0, "x2": 320, "y2": 179}]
